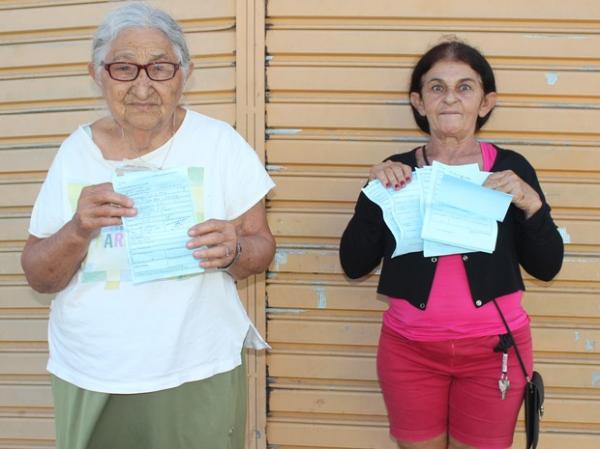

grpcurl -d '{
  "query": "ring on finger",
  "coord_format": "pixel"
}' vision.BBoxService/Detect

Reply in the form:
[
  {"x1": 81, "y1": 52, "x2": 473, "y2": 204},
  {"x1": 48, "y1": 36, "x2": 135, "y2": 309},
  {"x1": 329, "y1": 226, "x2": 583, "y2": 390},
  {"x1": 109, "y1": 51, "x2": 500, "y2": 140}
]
[{"x1": 224, "y1": 246, "x2": 230, "y2": 258}]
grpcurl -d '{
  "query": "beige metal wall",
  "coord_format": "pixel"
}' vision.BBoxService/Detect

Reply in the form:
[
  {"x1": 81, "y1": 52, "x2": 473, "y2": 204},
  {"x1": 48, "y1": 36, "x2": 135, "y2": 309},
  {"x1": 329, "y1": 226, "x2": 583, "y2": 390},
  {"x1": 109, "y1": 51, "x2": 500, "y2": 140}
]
[
  {"x1": 0, "y1": 0, "x2": 267, "y2": 448},
  {"x1": 265, "y1": 1, "x2": 600, "y2": 448}
]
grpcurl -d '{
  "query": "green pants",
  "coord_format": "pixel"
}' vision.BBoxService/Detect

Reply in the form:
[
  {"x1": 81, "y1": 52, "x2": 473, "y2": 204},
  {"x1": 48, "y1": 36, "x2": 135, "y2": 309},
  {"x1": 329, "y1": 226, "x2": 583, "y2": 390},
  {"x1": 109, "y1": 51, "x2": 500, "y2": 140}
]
[{"x1": 51, "y1": 359, "x2": 247, "y2": 449}]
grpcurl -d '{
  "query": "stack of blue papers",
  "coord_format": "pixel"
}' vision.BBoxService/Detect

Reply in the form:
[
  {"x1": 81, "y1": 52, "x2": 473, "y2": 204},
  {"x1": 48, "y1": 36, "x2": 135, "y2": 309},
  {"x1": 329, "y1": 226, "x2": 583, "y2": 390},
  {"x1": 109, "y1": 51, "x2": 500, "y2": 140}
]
[{"x1": 362, "y1": 161, "x2": 512, "y2": 257}]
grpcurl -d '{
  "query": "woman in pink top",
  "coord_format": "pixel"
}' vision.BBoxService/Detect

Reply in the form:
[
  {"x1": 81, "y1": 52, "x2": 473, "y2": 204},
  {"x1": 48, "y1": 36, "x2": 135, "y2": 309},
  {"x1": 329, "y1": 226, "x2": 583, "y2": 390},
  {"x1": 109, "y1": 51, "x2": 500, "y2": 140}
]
[{"x1": 340, "y1": 40, "x2": 563, "y2": 449}]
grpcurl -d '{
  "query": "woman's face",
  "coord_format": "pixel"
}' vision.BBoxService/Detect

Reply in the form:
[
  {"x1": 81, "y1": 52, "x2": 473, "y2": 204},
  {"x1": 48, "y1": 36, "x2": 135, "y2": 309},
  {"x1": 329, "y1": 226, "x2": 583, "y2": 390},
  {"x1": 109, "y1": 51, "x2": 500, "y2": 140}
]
[
  {"x1": 91, "y1": 27, "x2": 190, "y2": 132},
  {"x1": 410, "y1": 59, "x2": 496, "y2": 140}
]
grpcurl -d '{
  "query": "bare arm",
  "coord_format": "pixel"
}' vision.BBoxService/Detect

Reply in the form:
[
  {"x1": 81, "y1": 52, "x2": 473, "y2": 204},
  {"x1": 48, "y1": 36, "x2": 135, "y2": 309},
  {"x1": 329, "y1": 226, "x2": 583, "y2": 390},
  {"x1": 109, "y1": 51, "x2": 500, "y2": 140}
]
[
  {"x1": 21, "y1": 183, "x2": 136, "y2": 293},
  {"x1": 187, "y1": 200, "x2": 275, "y2": 281}
]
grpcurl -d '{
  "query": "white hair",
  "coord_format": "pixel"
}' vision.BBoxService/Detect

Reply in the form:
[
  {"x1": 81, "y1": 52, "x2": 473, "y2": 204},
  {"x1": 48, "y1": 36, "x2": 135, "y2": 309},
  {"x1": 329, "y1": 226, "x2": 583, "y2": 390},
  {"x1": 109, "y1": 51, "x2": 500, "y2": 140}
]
[{"x1": 91, "y1": 1, "x2": 191, "y2": 78}]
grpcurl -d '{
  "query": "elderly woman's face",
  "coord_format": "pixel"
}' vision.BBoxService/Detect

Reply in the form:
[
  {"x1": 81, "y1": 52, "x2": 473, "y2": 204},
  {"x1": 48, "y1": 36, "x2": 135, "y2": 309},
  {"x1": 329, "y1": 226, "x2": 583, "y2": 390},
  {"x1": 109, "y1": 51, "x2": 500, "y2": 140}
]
[
  {"x1": 410, "y1": 59, "x2": 496, "y2": 140},
  {"x1": 94, "y1": 27, "x2": 188, "y2": 132}
]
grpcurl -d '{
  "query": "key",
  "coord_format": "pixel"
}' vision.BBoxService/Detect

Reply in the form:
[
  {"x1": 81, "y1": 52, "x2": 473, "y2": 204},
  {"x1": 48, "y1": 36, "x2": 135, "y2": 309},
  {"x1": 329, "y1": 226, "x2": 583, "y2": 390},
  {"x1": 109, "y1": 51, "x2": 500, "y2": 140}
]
[{"x1": 498, "y1": 375, "x2": 510, "y2": 400}]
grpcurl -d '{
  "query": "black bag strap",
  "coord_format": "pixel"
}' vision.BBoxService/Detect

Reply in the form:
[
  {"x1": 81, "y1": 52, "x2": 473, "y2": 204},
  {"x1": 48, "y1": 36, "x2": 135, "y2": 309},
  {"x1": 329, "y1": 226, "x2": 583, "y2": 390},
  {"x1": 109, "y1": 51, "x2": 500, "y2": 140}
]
[{"x1": 492, "y1": 299, "x2": 530, "y2": 382}]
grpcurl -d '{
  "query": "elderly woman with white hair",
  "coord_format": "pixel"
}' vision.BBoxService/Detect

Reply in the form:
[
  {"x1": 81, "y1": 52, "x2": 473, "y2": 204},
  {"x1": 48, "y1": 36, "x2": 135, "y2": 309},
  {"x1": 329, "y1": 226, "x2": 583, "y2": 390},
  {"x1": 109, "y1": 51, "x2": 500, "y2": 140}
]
[{"x1": 20, "y1": 2, "x2": 275, "y2": 449}]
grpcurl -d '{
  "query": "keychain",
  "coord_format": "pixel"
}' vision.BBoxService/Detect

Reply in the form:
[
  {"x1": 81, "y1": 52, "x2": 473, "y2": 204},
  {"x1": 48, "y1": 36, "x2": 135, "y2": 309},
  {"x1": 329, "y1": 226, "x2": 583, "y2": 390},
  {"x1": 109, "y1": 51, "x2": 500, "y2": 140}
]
[{"x1": 498, "y1": 351, "x2": 510, "y2": 400}]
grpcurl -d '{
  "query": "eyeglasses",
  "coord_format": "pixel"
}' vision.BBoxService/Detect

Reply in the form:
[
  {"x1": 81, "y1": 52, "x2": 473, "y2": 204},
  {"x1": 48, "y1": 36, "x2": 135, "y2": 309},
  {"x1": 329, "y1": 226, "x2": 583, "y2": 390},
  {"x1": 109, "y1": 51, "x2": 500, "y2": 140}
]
[{"x1": 103, "y1": 62, "x2": 180, "y2": 81}]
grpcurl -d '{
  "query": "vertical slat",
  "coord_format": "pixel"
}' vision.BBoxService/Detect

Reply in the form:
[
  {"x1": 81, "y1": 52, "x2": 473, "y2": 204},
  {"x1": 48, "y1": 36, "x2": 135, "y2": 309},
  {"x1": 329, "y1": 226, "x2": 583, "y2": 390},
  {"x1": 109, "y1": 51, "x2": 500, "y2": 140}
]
[{"x1": 235, "y1": 1, "x2": 268, "y2": 448}]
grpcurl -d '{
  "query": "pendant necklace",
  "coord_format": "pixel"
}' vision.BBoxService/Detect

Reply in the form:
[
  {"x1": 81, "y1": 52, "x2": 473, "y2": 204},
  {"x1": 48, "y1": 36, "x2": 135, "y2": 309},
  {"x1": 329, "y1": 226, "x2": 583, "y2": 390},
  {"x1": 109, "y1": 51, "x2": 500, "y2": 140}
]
[{"x1": 117, "y1": 114, "x2": 177, "y2": 173}]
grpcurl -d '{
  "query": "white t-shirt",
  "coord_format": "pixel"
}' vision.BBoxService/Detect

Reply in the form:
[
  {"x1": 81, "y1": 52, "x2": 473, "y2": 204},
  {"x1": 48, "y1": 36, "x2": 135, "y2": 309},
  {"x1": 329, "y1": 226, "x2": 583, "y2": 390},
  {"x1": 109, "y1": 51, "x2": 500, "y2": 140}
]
[{"x1": 29, "y1": 110, "x2": 275, "y2": 394}]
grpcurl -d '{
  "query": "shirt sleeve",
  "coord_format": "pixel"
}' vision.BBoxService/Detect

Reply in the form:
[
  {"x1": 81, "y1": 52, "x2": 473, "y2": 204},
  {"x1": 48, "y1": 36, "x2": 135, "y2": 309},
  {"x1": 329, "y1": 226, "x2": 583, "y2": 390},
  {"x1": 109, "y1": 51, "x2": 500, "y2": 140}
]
[
  {"x1": 339, "y1": 190, "x2": 387, "y2": 279},
  {"x1": 513, "y1": 160, "x2": 564, "y2": 281},
  {"x1": 220, "y1": 126, "x2": 275, "y2": 220},
  {"x1": 28, "y1": 150, "x2": 69, "y2": 238}
]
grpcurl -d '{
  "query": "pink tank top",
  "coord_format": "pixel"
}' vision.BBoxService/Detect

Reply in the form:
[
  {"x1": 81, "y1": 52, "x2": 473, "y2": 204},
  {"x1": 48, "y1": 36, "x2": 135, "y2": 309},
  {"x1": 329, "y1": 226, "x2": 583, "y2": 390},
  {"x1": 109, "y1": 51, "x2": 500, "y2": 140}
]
[{"x1": 383, "y1": 142, "x2": 528, "y2": 341}]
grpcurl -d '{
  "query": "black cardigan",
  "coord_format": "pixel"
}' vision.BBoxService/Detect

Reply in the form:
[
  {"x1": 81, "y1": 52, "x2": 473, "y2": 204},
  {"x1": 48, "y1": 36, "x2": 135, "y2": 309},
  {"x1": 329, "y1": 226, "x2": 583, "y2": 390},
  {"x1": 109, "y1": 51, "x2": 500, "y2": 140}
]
[{"x1": 339, "y1": 145, "x2": 564, "y2": 310}]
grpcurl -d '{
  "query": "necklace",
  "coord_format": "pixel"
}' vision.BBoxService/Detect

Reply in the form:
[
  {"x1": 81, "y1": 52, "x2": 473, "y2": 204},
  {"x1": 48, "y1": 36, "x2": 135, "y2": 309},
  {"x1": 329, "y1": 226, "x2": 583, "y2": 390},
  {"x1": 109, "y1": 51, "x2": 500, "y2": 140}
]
[
  {"x1": 422, "y1": 145, "x2": 431, "y2": 166},
  {"x1": 124, "y1": 134, "x2": 175, "y2": 171},
  {"x1": 119, "y1": 114, "x2": 177, "y2": 171},
  {"x1": 422, "y1": 142, "x2": 483, "y2": 168}
]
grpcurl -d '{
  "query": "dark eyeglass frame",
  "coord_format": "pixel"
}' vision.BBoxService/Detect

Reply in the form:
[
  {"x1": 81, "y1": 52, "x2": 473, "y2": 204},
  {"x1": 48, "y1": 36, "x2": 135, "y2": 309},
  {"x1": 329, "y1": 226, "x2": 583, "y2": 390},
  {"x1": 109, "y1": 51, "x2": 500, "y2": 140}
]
[{"x1": 103, "y1": 62, "x2": 180, "y2": 81}]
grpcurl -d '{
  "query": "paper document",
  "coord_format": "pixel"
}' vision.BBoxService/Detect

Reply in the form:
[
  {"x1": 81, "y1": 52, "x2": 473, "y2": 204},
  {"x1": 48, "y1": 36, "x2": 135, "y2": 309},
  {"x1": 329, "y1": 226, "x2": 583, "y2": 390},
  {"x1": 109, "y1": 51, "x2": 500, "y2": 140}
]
[
  {"x1": 421, "y1": 171, "x2": 512, "y2": 254},
  {"x1": 363, "y1": 181, "x2": 412, "y2": 256},
  {"x1": 390, "y1": 177, "x2": 424, "y2": 255},
  {"x1": 362, "y1": 159, "x2": 513, "y2": 257},
  {"x1": 416, "y1": 164, "x2": 474, "y2": 256},
  {"x1": 113, "y1": 167, "x2": 203, "y2": 283},
  {"x1": 422, "y1": 203, "x2": 499, "y2": 253},
  {"x1": 436, "y1": 173, "x2": 512, "y2": 222}
]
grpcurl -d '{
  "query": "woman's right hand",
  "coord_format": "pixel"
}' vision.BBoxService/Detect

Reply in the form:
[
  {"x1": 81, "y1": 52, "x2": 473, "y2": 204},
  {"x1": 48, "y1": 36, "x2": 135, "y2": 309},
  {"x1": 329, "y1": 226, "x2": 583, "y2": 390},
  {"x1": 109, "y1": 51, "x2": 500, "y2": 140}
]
[
  {"x1": 368, "y1": 160, "x2": 413, "y2": 190},
  {"x1": 72, "y1": 182, "x2": 136, "y2": 240}
]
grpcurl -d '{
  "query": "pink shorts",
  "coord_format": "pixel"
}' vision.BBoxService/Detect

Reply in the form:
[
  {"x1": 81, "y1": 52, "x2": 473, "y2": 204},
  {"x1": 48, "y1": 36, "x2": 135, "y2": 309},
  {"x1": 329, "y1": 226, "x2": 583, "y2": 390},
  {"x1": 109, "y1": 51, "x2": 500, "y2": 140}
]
[{"x1": 377, "y1": 323, "x2": 533, "y2": 449}]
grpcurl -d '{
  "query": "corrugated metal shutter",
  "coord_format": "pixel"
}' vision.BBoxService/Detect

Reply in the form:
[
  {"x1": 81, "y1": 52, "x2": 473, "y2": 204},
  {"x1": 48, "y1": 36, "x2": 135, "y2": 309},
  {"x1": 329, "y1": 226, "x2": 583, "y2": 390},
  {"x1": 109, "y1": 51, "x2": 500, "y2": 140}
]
[
  {"x1": 265, "y1": 1, "x2": 600, "y2": 448},
  {"x1": 0, "y1": 1, "x2": 268, "y2": 448}
]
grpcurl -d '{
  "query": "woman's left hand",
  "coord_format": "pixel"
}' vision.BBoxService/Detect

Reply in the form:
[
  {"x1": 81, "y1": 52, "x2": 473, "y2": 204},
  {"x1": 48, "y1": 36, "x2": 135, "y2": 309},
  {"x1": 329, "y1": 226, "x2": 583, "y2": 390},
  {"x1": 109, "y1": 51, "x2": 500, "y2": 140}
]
[
  {"x1": 187, "y1": 219, "x2": 238, "y2": 269},
  {"x1": 484, "y1": 170, "x2": 543, "y2": 219}
]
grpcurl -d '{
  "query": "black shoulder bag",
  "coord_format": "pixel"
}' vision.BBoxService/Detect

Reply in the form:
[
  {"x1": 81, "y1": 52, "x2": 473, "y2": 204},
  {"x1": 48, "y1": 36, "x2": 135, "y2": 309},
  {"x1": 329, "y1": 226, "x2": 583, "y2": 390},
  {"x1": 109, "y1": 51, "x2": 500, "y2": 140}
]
[{"x1": 493, "y1": 300, "x2": 544, "y2": 449}]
